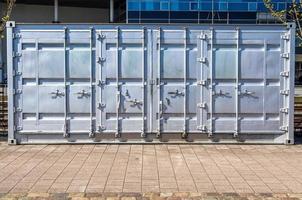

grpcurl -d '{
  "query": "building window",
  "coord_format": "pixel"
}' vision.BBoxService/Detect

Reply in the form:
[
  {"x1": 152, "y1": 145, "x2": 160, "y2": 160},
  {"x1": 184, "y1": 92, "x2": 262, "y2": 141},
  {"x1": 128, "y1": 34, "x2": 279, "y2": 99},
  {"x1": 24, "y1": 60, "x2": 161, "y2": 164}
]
[
  {"x1": 160, "y1": 1, "x2": 169, "y2": 11},
  {"x1": 190, "y1": 2, "x2": 198, "y2": 11}
]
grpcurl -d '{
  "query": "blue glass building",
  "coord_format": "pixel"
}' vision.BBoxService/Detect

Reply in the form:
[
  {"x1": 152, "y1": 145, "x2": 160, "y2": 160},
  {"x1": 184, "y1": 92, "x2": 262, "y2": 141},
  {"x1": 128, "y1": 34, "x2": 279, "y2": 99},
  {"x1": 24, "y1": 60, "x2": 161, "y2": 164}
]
[{"x1": 125, "y1": 0, "x2": 291, "y2": 23}]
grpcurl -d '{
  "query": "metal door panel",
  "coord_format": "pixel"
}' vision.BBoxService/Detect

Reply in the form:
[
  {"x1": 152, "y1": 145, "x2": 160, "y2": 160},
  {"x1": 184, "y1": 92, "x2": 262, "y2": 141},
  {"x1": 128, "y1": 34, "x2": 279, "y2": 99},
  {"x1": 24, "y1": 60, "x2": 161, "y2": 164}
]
[
  {"x1": 120, "y1": 85, "x2": 143, "y2": 113},
  {"x1": 162, "y1": 46, "x2": 184, "y2": 78},
  {"x1": 104, "y1": 44, "x2": 117, "y2": 79},
  {"x1": 22, "y1": 86, "x2": 37, "y2": 113},
  {"x1": 39, "y1": 85, "x2": 65, "y2": 113},
  {"x1": 39, "y1": 49, "x2": 64, "y2": 78},
  {"x1": 265, "y1": 86, "x2": 280, "y2": 113},
  {"x1": 239, "y1": 85, "x2": 263, "y2": 113},
  {"x1": 103, "y1": 84, "x2": 116, "y2": 113},
  {"x1": 162, "y1": 84, "x2": 184, "y2": 113},
  {"x1": 213, "y1": 47, "x2": 236, "y2": 79},
  {"x1": 187, "y1": 85, "x2": 197, "y2": 114},
  {"x1": 240, "y1": 50, "x2": 264, "y2": 79},
  {"x1": 267, "y1": 50, "x2": 281, "y2": 79},
  {"x1": 22, "y1": 50, "x2": 36, "y2": 78},
  {"x1": 68, "y1": 48, "x2": 90, "y2": 78},
  {"x1": 187, "y1": 45, "x2": 198, "y2": 79},
  {"x1": 69, "y1": 119, "x2": 90, "y2": 131},
  {"x1": 100, "y1": 31, "x2": 146, "y2": 134},
  {"x1": 69, "y1": 85, "x2": 91, "y2": 113},
  {"x1": 121, "y1": 46, "x2": 143, "y2": 78},
  {"x1": 213, "y1": 85, "x2": 235, "y2": 113}
]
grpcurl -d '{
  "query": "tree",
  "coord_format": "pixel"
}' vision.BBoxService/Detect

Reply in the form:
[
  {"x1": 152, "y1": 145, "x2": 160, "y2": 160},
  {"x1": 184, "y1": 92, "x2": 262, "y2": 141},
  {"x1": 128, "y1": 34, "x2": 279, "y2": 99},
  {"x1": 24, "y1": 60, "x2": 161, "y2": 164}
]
[
  {"x1": 0, "y1": 0, "x2": 16, "y2": 38},
  {"x1": 263, "y1": 0, "x2": 301, "y2": 43}
]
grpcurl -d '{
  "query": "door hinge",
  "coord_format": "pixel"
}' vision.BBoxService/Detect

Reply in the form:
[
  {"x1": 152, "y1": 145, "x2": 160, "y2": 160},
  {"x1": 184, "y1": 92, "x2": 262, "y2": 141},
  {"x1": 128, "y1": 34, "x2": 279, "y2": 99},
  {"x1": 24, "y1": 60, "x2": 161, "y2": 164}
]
[
  {"x1": 97, "y1": 57, "x2": 106, "y2": 63},
  {"x1": 281, "y1": 53, "x2": 289, "y2": 59},
  {"x1": 199, "y1": 34, "x2": 207, "y2": 40},
  {"x1": 12, "y1": 33, "x2": 21, "y2": 39},
  {"x1": 197, "y1": 57, "x2": 207, "y2": 63},
  {"x1": 13, "y1": 70, "x2": 22, "y2": 76},
  {"x1": 99, "y1": 125, "x2": 106, "y2": 131},
  {"x1": 280, "y1": 108, "x2": 289, "y2": 114},
  {"x1": 280, "y1": 71, "x2": 289, "y2": 77},
  {"x1": 98, "y1": 103, "x2": 106, "y2": 108},
  {"x1": 197, "y1": 125, "x2": 207, "y2": 132},
  {"x1": 197, "y1": 102, "x2": 207, "y2": 108},
  {"x1": 197, "y1": 80, "x2": 207, "y2": 86},
  {"x1": 98, "y1": 34, "x2": 106, "y2": 40},
  {"x1": 13, "y1": 89, "x2": 22, "y2": 95},
  {"x1": 281, "y1": 34, "x2": 290, "y2": 40},
  {"x1": 280, "y1": 126, "x2": 288, "y2": 132},
  {"x1": 13, "y1": 52, "x2": 22, "y2": 58},
  {"x1": 13, "y1": 126, "x2": 22, "y2": 131},
  {"x1": 98, "y1": 80, "x2": 106, "y2": 86},
  {"x1": 280, "y1": 90, "x2": 289, "y2": 96},
  {"x1": 13, "y1": 107, "x2": 22, "y2": 113}
]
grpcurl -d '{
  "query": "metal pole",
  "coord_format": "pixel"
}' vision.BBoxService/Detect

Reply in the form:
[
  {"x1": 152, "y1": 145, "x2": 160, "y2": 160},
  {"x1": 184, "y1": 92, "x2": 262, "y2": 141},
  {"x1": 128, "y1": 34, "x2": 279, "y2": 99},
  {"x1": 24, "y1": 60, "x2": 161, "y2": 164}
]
[
  {"x1": 110, "y1": 0, "x2": 114, "y2": 23},
  {"x1": 54, "y1": 0, "x2": 58, "y2": 22}
]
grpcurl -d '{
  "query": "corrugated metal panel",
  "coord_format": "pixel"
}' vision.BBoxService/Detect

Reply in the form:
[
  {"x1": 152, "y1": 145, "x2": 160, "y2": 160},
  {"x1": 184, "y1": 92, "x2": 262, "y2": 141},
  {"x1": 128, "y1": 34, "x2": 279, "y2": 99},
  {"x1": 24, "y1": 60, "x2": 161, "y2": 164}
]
[{"x1": 6, "y1": 22, "x2": 295, "y2": 144}]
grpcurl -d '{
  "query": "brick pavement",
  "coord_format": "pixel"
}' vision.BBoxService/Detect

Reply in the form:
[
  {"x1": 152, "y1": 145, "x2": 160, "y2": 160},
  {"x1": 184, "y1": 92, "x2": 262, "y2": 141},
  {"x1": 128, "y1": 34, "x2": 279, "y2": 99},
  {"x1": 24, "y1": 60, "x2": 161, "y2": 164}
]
[{"x1": 0, "y1": 143, "x2": 302, "y2": 198}]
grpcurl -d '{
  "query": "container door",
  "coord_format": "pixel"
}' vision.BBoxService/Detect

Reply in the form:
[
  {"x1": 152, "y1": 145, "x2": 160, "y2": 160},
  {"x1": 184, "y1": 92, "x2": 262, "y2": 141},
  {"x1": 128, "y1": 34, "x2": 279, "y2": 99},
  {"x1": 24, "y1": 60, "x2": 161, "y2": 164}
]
[
  {"x1": 97, "y1": 29, "x2": 147, "y2": 137},
  {"x1": 238, "y1": 32, "x2": 284, "y2": 134},
  {"x1": 153, "y1": 29, "x2": 201, "y2": 137},
  {"x1": 207, "y1": 30, "x2": 237, "y2": 135}
]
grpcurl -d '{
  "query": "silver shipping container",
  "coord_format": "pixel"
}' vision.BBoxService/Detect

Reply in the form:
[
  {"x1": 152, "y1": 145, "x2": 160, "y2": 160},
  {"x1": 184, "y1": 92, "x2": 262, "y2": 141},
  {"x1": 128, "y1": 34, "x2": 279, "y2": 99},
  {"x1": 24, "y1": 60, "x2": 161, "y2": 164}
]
[{"x1": 6, "y1": 22, "x2": 295, "y2": 144}]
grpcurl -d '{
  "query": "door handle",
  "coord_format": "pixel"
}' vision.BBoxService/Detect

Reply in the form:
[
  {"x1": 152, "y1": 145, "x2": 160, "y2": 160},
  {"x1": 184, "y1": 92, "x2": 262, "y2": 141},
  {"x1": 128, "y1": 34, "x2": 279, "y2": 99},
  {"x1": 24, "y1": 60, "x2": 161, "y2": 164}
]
[
  {"x1": 239, "y1": 89, "x2": 255, "y2": 96},
  {"x1": 159, "y1": 100, "x2": 163, "y2": 118},
  {"x1": 75, "y1": 89, "x2": 90, "y2": 97},
  {"x1": 126, "y1": 98, "x2": 142, "y2": 106},
  {"x1": 50, "y1": 89, "x2": 65, "y2": 97},
  {"x1": 212, "y1": 89, "x2": 229, "y2": 96},
  {"x1": 168, "y1": 89, "x2": 184, "y2": 96},
  {"x1": 116, "y1": 91, "x2": 121, "y2": 110}
]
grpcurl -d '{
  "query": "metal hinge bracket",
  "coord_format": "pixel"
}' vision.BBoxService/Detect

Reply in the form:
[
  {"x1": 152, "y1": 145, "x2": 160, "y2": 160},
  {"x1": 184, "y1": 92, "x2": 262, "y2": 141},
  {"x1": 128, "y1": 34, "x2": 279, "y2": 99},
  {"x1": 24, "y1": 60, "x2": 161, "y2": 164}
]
[
  {"x1": 280, "y1": 126, "x2": 288, "y2": 132},
  {"x1": 13, "y1": 126, "x2": 22, "y2": 131},
  {"x1": 98, "y1": 34, "x2": 106, "y2": 40},
  {"x1": 197, "y1": 80, "x2": 207, "y2": 86},
  {"x1": 199, "y1": 34, "x2": 207, "y2": 40},
  {"x1": 280, "y1": 90, "x2": 289, "y2": 96},
  {"x1": 13, "y1": 33, "x2": 21, "y2": 39},
  {"x1": 98, "y1": 103, "x2": 106, "y2": 108},
  {"x1": 197, "y1": 102, "x2": 207, "y2": 109},
  {"x1": 13, "y1": 70, "x2": 22, "y2": 76},
  {"x1": 99, "y1": 125, "x2": 106, "y2": 131},
  {"x1": 281, "y1": 53, "x2": 289, "y2": 59},
  {"x1": 198, "y1": 57, "x2": 207, "y2": 63},
  {"x1": 280, "y1": 108, "x2": 289, "y2": 114},
  {"x1": 13, "y1": 89, "x2": 22, "y2": 95},
  {"x1": 280, "y1": 71, "x2": 289, "y2": 77},
  {"x1": 13, "y1": 107, "x2": 22, "y2": 113},
  {"x1": 97, "y1": 57, "x2": 106, "y2": 63},
  {"x1": 13, "y1": 52, "x2": 22, "y2": 58},
  {"x1": 281, "y1": 34, "x2": 290, "y2": 40}
]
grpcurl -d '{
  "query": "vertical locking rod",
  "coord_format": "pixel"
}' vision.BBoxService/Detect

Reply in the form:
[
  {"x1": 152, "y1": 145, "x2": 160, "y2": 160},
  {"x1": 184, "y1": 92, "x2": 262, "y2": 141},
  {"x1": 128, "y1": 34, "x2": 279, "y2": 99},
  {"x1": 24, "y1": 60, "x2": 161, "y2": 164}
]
[
  {"x1": 209, "y1": 28, "x2": 214, "y2": 137},
  {"x1": 89, "y1": 28, "x2": 94, "y2": 138},
  {"x1": 115, "y1": 27, "x2": 120, "y2": 137},
  {"x1": 63, "y1": 27, "x2": 68, "y2": 138},
  {"x1": 141, "y1": 27, "x2": 146, "y2": 137},
  {"x1": 157, "y1": 28, "x2": 162, "y2": 138},
  {"x1": 234, "y1": 28, "x2": 239, "y2": 138},
  {"x1": 182, "y1": 28, "x2": 188, "y2": 139}
]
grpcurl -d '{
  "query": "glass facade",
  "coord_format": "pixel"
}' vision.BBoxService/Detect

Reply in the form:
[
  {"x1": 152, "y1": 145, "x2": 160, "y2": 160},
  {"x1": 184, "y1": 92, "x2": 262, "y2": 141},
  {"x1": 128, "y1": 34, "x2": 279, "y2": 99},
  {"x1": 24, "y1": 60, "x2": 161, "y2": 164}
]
[{"x1": 126, "y1": 0, "x2": 292, "y2": 23}]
